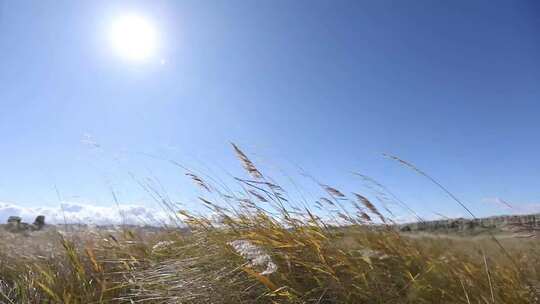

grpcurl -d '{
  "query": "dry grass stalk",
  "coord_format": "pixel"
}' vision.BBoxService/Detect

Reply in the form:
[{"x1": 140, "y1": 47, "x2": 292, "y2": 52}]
[
  {"x1": 353, "y1": 192, "x2": 386, "y2": 223},
  {"x1": 185, "y1": 172, "x2": 211, "y2": 192},
  {"x1": 232, "y1": 143, "x2": 263, "y2": 179}
]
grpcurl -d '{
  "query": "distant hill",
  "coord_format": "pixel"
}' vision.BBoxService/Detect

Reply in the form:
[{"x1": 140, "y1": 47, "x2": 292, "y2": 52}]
[{"x1": 398, "y1": 213, "x2": 540, "y2": 235}]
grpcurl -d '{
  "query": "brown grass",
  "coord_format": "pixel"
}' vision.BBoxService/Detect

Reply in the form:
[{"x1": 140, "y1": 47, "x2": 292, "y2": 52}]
[{"x1": 0, "y1": 145, "x2": 539, "y2": 303}]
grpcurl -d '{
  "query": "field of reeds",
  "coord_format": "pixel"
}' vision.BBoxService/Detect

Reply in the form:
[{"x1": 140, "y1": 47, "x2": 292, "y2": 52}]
[{"x1": 1, "y1": 144, "x2": 540, "y2": 303}]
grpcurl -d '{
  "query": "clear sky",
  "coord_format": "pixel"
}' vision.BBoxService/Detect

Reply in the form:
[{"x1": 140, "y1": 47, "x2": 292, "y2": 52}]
[{"x1": 0, "y1": 0, "x2": 539, "y2": 222}]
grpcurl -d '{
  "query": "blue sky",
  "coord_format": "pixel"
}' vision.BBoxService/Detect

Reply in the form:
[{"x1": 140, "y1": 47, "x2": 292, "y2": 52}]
[{"x1": 0, "y1": 0, "x2": 539, "y2": 221}]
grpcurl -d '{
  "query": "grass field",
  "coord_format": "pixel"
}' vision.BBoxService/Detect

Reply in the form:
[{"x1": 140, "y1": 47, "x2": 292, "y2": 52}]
[{"x1": 1, "y1": 145, "x2": 539, "y2": 303}]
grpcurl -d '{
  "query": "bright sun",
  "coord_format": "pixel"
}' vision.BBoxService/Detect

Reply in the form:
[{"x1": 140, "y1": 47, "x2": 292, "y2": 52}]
[{"x1": 109, "y1": 15, "x2": 158, "y2": 61}]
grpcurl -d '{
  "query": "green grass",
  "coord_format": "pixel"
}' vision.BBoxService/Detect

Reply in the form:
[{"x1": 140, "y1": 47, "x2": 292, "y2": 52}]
[{"x1": 1, "y1": 145, "x2": 539, "y2": 303}]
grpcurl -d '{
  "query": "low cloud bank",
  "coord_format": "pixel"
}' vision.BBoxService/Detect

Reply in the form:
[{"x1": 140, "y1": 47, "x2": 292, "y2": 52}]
[{"x1": 0, "y1": 202, "x2": 173, "y2": 226}]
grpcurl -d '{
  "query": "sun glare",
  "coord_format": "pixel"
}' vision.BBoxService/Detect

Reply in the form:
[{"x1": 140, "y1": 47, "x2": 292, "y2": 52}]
[{"x1": 109, "y1": 14, "x2": 158, "y2": 61}]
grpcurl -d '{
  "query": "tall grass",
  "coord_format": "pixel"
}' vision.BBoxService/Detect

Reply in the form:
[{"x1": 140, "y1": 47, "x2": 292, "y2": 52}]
[{"x1": 0, "y1": 145, "x2": 539, "y2": 303}]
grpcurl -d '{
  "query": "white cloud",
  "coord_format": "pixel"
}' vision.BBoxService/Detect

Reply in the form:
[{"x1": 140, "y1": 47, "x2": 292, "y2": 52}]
[
  {"x1": 0, "y1": 202, "x2": 174, "y2": 226},
  {"x1": 80, "y1": 133, "x2": 101, "y2": 149}
]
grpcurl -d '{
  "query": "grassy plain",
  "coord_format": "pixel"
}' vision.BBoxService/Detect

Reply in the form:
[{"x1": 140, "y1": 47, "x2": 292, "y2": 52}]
[{"x1": 1, "y1": 145, "x2": 538, "y2": 303}]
